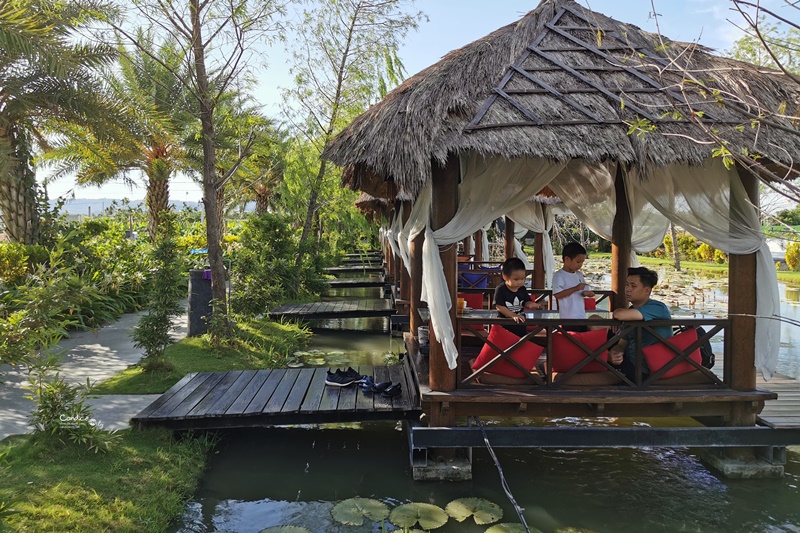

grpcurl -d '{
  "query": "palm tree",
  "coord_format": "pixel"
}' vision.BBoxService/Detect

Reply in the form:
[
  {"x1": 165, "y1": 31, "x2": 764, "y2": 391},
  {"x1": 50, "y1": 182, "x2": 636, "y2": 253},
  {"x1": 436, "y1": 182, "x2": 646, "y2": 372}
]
[
  {"x1": 0, "y1": 0, "x2": 119, "y2": 244},
  {"x1": 42, "y1": 30, "x2": 193, "y2": 241}
]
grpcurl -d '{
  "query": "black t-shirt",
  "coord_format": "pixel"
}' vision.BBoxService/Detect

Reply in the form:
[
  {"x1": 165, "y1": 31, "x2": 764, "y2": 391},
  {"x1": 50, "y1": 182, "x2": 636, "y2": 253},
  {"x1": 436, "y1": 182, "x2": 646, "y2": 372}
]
[{"x1": 493, "y1": 284, "x2": 531, "y2": 338}]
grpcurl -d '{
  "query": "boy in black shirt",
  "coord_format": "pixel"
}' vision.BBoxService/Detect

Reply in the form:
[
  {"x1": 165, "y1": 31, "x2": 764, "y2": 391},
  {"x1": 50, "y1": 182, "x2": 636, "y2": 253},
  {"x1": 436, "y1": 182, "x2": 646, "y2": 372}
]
[{"x1": 493, "y1": 257, "x2": 542, "y2": 337}]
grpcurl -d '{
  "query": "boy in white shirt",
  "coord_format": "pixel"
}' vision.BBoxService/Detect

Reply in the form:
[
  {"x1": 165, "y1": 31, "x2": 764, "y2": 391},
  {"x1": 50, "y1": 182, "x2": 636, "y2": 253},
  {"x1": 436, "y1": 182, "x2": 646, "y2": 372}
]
[{"x1": 552, "y1": 242, "x2": 595, "y2": 332}]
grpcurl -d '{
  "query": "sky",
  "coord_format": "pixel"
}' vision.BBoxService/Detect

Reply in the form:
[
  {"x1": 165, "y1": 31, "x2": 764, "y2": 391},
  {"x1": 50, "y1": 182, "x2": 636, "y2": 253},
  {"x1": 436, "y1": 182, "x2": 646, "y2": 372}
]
[{"x1": 44, "y1": 0, "x2": 786, "y2": 202}]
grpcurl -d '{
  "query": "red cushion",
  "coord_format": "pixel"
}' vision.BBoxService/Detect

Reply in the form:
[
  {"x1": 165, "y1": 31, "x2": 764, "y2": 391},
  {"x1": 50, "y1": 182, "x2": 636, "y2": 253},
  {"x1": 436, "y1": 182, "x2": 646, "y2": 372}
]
[
  {"x1": 551, "y1": 329, "x2": 609, "y2": 373},
  {"x1": 472, "y1": 326, "x2": 544, "y2": 378},
  {"x1": 459, "y1": 293, "x2": 484, "y2": 310},
  {"x1": 584, "y1": 297, "x2": 597, "y2": 310},
  {"x1": 642, "y1": 328, "x2": 702, "y2": 378}
]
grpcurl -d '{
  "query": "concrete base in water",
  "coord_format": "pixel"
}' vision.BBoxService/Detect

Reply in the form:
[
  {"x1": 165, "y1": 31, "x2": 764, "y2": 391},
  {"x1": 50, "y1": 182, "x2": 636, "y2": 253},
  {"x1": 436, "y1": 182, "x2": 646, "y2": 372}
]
[
  {"x1": 412, "y1": 456, "x2": 473, "y2": 481},
  {"x1": 701, "y1": 450, "x2": 785, "y2": 479}
]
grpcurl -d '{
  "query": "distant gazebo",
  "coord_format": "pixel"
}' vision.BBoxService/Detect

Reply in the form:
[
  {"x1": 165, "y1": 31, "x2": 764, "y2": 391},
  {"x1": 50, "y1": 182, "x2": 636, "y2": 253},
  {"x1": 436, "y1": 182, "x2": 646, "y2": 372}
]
[{"x1": 324, "y1": 0, "x2": 800, "y2": 478}]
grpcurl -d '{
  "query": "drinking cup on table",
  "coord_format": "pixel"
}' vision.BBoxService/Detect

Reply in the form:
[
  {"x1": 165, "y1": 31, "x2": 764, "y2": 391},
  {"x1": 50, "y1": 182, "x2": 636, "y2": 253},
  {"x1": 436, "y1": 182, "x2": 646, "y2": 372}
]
[{"x1": 457, "y1": 297, "x2": 466, "y2": 313}]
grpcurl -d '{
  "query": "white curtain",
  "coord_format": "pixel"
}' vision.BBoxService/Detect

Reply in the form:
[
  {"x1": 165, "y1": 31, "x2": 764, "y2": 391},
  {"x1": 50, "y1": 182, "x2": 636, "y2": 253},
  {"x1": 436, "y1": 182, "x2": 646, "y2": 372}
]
[
  {"x1": 512, "y1": 224, "x2": 533, "y2": 269},
  {"x1": 384, "y1": 208, "x2": 403, "y2": 273},
  {"x1": 416, "y1": 154, "x2": 567, "y2": 369},
  {"x1": 508, "y1": 202, "x2": 557, "y2": 287},
  {"x1": 549, "y1": 160, "x2": 669, "y2": 253},
  {"x1": 631, "y1": 159, "x2": 781, "y2": 379}
]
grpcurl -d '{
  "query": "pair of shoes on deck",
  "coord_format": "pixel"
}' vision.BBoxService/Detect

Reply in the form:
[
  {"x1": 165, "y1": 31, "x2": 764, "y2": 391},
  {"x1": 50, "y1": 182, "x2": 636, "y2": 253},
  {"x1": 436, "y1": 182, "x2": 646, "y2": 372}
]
[
  {"x1": 360, "y1": 376, "x2": 402, "y2": 398},
  {"x1": 324, "y1": 367, "x2": 366, "y2": 387}
]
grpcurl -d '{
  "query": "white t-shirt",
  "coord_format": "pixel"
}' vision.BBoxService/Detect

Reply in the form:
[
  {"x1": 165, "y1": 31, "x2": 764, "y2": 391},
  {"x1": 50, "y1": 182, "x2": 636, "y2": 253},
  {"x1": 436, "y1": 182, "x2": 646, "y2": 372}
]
[{"x1": 552, "y1": 268, "x2": 587, "y2": 319}]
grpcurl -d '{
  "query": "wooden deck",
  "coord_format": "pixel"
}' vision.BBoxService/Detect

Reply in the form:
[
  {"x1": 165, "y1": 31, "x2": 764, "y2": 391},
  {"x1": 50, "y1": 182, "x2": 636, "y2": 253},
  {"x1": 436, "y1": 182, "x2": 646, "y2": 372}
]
[
  {"x1": 325, "y1": 277, "x2": 386, "y2": 289},
  {"x1": 132, "y1": 363, "x2": 421, "y2": 430},
  {"x1": 324, "y1": 265, "x2": 384, "y2": 275},
  {"x1": 269, "y1": 299, "x2": 395, "y2": 320},
  {"x1": 757, "y1": 372, "x2": 800, "y2": 428}
]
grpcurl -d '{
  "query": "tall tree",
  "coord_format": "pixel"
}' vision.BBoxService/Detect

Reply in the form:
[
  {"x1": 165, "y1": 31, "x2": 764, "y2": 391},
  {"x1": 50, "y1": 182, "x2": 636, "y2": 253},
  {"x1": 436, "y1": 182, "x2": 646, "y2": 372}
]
[
  {"x1": 283, "y1": 0, "x2": 423, "y2": 269},
  {"x1": 113, "y1": 0, "x2": 284, "y2": 329},
  {"x1": 0, "y1": 0, "x2": 118, "y2": 243},
  {"x1": 42, "y1": 30, "x2": 193, "y2": 241}
]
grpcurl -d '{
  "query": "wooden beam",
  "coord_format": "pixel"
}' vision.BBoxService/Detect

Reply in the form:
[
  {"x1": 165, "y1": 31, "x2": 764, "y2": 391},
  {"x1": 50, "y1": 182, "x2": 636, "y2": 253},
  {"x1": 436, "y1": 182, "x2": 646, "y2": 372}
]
[
  {"x1": 611, "y1": 163, "x2": 631, "y2": 310},
  {"x1": 504, "y1": 216, "x2": 515, "y2": 260},
  {"x1": 429, "y1": 153, "x2": 459, "y2": 392},
  {"x1": 474, "y1": 230, "x2": 484, "y2": 262},
  {"x1": 729, "y1": 165, "x2": 759, "y2": 435}
]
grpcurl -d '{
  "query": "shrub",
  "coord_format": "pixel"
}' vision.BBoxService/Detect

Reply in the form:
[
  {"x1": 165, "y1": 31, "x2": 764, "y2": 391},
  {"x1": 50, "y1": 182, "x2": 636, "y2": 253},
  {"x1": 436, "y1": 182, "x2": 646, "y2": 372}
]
[
  {"x1": 713, "y1": 249, "x2": 727, "y2": 264},
  {"x1": 696, "y1": 243, "x2": 715, "y2": 262},
  {"x1": 786, "y1": 241, "x2": 800, "y2": 271},
  {"x1": 0, "y1": 244, "x2": 28, "y2": 285},
  {"x1": 677, "y1": 234, "x2": 697, "y2": 260}
]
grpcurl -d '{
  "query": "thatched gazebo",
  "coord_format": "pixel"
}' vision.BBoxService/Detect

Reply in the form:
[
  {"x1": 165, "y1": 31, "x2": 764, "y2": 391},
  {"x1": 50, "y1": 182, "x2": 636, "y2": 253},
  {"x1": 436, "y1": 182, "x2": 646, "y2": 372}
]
[{"x1": 324, "y1": 0, "x2": 800, "y2": 477}]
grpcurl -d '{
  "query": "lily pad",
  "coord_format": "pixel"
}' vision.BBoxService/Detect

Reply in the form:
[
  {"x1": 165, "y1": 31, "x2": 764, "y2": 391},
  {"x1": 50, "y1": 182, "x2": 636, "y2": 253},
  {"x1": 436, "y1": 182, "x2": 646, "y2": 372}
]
[
  {"x1": 485, "y1": 524, "x2": 542, "y2": 533},
  {"x1": 259, "y1": 527, "x2": 312, "y2": 533},
  {"x1": 286, "y1": 361, "x2": 304, "y2": 368},
  {"x1": 293, "y1": 351, "x2": 310, "y2": 357},
  {"x1": 305, "y1": 357, "x2": 327, "y2": 366},
  {"x1": 331, "y1": 497, "x2": 390, "y2": 526},
  {"x1": 389, "y1": 502, "x2": 449, "y2": 530},
  {"x1": 326, "y1": 350, "x2": 345, "y2": 356},
  {"x1": 445, "y1": 498, "x2": 503, "y2": 524},
  {"x1": 307, "y1": 349, "x2": 322, "y2": 354},
  {"x1": 554, "y1": 528, "x2": 600, "y2": 533}
]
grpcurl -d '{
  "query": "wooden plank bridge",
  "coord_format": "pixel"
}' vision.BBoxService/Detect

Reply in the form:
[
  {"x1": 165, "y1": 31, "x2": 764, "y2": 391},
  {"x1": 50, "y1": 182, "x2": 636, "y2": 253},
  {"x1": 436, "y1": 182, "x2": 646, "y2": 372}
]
[
  {"x1": 324, "y1": 265, "x2": 384, "y2": 275},
  {"x1": 268, "y1": 299, "x2": 395, "y2": 321},
  {"x1": 132, "y1": 361, "x2": 421, "y2": 431},
  {"x1": 324, "y1": 277, "x2": 386, "y2": 289}
]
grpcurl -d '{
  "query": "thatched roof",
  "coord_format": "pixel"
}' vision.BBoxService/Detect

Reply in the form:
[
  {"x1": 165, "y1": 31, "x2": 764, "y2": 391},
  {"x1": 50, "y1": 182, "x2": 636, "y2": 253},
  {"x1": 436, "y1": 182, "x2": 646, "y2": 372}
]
[
  {"x1": 354, "y1": 191, "x2": 390, "y2": 216},
  {"x1": 326, "y1": 0, "x2": 800, "y2": 196}
]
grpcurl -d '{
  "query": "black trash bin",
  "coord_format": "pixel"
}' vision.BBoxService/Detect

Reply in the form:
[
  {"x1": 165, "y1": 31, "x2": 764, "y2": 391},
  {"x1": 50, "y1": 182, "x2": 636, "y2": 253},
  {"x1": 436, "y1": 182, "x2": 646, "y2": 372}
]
[{"x1": 188, "y1": 269, "x2": 213, "y2": 336}]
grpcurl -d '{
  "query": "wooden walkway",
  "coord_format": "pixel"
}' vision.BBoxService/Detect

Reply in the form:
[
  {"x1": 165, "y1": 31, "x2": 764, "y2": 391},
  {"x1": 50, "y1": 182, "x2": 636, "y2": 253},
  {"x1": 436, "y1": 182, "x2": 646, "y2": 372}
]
[
  {"x1": 269, "y1": 299, "x2": 395, "y2": 320},
  {"x1": 324, "y1": 265, "x2": 384, "y2": 275},
  {"x1": 325, "y1": 277, "x2": 386, "y2": 289},
  {"x1": 132, "y1": 363, "x2": 421, "y2": 430},
  {"x1": 757, "y1": 373, "x2": 800, "y2": 428}
]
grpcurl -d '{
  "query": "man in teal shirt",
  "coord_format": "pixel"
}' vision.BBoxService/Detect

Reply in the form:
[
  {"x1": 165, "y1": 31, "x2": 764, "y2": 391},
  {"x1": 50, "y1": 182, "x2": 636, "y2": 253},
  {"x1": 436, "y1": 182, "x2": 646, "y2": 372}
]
[{"x1": 609, "y1": 267, "x2": 672, "y2": 381}]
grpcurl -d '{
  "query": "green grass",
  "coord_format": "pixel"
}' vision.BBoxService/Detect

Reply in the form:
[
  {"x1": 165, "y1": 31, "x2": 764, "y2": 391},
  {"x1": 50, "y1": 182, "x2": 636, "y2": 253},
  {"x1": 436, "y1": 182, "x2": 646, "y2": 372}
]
[
  {"x1": 0, "y1": 428, "x2": 213, "y2": 533},
  {"x1": 92, "y1": 316, "x2": 311, "y2": 394}
]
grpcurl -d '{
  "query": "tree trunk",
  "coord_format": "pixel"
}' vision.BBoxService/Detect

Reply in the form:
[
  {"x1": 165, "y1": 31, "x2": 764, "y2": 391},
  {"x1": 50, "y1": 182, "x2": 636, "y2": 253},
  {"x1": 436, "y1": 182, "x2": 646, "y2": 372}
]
[
  {"x1": 254, "y1": 184, "x2": 269, "y2": 214},
  {"x1": 0, "y1": 125, "x2": 39, "y2": 244},
  {"x1": 295, "y1": 159, "x2": 326, "y2": 269},
  {"x1": 191, "y1": 0, "x2": 227, "y2": 324},
  {"x1": 670, "y1": 222, "x2": 681, "y2": 271},
  {"x1": 145, "y1": 161, "x2": 170, "y2": 242}
]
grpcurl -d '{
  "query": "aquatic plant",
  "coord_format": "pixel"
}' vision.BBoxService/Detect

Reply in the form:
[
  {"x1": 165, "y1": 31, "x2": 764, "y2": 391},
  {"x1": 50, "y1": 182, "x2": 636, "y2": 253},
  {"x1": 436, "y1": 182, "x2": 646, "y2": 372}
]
[
  {"x1": 331, "y1": 497, "x2": 389, "y2": 526},
  {"x1": 389, "y1": 502, "x2": 449, "y2": 530},
  {"x1": 258, "y1": 527, "x2": 312, "y2": 533},
  {"x1": 445, "y1": 497, "x2": 503, "y2": 525}
]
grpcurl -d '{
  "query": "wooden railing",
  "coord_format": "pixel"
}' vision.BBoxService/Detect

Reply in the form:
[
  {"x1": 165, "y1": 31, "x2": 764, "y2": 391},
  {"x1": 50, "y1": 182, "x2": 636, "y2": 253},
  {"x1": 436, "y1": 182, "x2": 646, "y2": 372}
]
[{"x1": 459, "y1": 317, "x2": 729, "y2": 391}]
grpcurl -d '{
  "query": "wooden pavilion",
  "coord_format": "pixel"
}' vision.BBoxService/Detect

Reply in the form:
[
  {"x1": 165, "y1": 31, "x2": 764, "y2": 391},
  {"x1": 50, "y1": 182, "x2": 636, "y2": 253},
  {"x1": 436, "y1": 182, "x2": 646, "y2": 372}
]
[{"x1": 323, "y1": 0, "x2": 800, "y2": 478}]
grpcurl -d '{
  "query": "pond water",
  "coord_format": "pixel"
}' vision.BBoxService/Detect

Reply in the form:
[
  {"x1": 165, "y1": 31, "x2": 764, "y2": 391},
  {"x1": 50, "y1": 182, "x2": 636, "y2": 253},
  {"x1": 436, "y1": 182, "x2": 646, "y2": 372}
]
[{"x1": 174, "y1": 266, "x2": 800, "y2": 533}]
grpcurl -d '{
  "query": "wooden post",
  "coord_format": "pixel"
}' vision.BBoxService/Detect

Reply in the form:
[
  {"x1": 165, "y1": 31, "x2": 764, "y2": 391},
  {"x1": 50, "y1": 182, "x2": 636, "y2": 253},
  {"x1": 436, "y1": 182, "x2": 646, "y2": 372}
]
[
  {"x1": 534, "y1": 232, "x2": 545, "y2": 289},
  {"x1": 399, "y1": 201, "x2": 412, "y2": 313},
  {"x1": 429, "y1": 153, "x2": 459, "y2": 392},
  {"x1": 504, "y1": 216, "x2": 515, "y2": 260},
  {"x1": 611, "y1": 163, "x2": 631, "y2": 310},
  {"x1": 474, "y1": 230, "x2": 484, "y2": 262},
  {"x1": 728, "y1": 166, "x2": 759, "y2": 444}
]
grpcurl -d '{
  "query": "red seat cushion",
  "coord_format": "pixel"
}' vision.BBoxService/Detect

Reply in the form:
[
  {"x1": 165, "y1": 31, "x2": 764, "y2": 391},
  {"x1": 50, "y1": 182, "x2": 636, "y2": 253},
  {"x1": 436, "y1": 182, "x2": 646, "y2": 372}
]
[
  {"x1": 551, "y1": 329, "x2": 609, "y2": 373},
  {"x1": 472, "y1": 326, "x2": 544, "y2": 378},
  {"x1": 642, "y1": 328, "x2": 702, "y2": 378},
  {"x1": 584, "y1": 297, "x2": 597, "y2": 310}
]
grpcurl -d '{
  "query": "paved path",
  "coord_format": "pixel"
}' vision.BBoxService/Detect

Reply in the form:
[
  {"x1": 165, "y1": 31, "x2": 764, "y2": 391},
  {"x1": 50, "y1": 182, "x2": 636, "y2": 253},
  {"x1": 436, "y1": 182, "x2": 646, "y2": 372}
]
[{"x1": 0, "y1": 307, "x2": 187, "y2": 441}]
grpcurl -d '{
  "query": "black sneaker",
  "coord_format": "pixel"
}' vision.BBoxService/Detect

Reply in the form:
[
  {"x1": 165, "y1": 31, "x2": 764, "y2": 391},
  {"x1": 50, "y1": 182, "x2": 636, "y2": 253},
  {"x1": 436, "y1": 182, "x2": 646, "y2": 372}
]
[
  {"x1": 381, "y1": 383, "x2": 402, "y2": 398},
  {"x1": 339, "y1": 367, "x2": 365, "y2": 383},
  {"x1": 325, "y1": 370, "x2": 357, "y2": 387}
]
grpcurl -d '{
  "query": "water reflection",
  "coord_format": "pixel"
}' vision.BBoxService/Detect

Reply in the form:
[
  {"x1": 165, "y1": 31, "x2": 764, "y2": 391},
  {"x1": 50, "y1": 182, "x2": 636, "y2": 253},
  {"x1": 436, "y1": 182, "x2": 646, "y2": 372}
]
[{"x1": 176, "y1": 426, "x2": 800, "y2": 533}]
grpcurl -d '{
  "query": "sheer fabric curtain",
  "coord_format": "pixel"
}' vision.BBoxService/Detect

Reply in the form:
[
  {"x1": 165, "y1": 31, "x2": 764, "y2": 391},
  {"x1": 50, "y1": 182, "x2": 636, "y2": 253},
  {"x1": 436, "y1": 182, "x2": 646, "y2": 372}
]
[
  {"x1": 416, "y1": 154, "x2": 567, "y2": 369},
  {"x1": 632, "y1": 160, "x2": 781, "y2": 379},
  {"x1": 549, "y1": 160, "x2": 669, "y2": 253},
  {"x1": 508, "y1": 202, "x2": 557, "y2": 287},
  {"x1": 513, "y1": 224, "x2": 533, "y2": 269}
]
